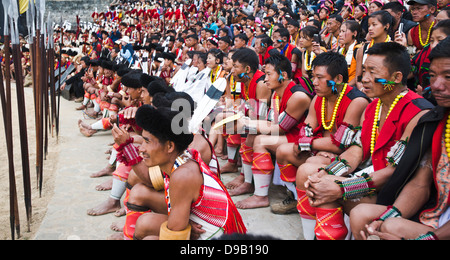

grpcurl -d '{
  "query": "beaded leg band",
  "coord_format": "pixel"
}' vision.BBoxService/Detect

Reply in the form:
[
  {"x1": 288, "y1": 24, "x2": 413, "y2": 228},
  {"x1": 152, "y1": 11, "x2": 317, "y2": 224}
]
[{"x1": 335, "y1": 173, "x2": 376, "y2": 201}]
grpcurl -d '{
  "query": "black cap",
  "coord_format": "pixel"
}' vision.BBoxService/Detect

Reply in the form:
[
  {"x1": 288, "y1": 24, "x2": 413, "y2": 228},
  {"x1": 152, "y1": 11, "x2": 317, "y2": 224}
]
[{"x1": 407, "y1": 0, "x2": 437, "y2": 6}]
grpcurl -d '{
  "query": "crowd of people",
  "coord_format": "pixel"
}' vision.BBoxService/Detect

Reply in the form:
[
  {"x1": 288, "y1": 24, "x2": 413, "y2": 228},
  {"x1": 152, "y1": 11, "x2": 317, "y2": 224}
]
[{"x1": 2, "y1": 0, "x2": 450, "y2": 240}]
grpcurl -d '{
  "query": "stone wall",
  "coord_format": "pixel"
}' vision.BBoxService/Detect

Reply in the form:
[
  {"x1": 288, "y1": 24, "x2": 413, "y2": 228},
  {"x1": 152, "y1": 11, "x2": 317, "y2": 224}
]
[
  {"x1": 46, "y1": 0, "x2": 110, "y2": 26},
  {"x1": 0, "y1": 0, "x2": 108, "y2": 38}
]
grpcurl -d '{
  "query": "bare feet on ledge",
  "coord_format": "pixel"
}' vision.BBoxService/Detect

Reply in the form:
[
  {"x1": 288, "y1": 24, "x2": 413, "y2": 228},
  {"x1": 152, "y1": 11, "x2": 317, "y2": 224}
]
[
  {"x1": 90, "y1": 165, "x2": 115, "y2": 178},
  {"x1": 225, "y1": 174, "x2": 245, "y2": 190},
  {"x1": 235, "y1": 195, "x2": 270, "y2": 209},
  {"x1": 87, "y1": 197, "x2": 121, "y2": 216},
  {"x1": 227, "y1": 181, "x2": 254, "y2": 196},
  {"x1": 220, "y1": 162, "x2": 238, "y2": 174}
]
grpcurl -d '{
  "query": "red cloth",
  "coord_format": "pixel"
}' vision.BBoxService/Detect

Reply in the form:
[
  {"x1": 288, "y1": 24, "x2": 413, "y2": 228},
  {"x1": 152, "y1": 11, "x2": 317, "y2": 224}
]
[{"x1": 361, "y1": 90, "x2": 427, "y2": 171}]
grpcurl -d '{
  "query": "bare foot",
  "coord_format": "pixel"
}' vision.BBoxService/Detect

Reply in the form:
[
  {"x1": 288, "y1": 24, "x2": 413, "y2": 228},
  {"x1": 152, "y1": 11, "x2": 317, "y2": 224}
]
[
  {"x1": 87, "y1": 198, "x2": 121, "y2": 216},
  {"x1": 221, "y1": 162, "x2": 239, "y2": 174},
  {"x1": 90, "y1": 165, "x2": 115, "y2": 178},
  {"x1": 95, "y1": 179, "x2": 113, "y2": 191},
  {"x1": 228, "y1": 182, "x2": 254, "y2": 196},
  {"x1": 215, "y1": 150, "x2": 228, "y2": 160},
  {"x1": 225, "y1": 174, "x2": 245, "y2": 190},
  {"x1": 235, "y1": 195, "x2": 270, "y2": 209},
  {"x1": 114, "y1": 207, "x2": 126, "y2": 217},
  {"x1": 84, "y1": 110, "x2": 99, "y2": 119},
  {"x1": 107, "y1": 232, "x2": 124, "y2": 240},
  {"x1": 80, "y1": 127, "x2": 97, "y2": 137},
  {"x1": 78, "y1": 119, "x2": 92, "y2": 130},
  {"x1": 110, "y1": 221, "x2": 125, "y2": 232}
]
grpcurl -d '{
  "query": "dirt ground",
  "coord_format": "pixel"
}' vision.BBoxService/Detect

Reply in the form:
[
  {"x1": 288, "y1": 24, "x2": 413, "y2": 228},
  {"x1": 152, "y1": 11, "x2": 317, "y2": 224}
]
[{"x1": 0, "y1": 82, "x2": 58, "y2": 240}]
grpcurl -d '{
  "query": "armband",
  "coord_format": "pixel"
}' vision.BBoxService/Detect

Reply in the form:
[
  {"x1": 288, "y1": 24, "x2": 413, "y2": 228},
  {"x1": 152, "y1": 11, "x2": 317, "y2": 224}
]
[
  {"x1": 267, "y1": 108, "x2": 275, "y2": 122},
  {"x1": 374, "y1": 205, "x2": 402, "y2": 222},
  {"x1": 296, "y1": 124, "x2": 314, "y2": 152},
  {"x1": 319, "y1": 157, "x2": 350, "y2": 176},
  {"x1": 350, "y1": 127, "x2": 362, "y2": 147},
  {"x1": 257, "y1": 101, "x2": 268, "y2": 120},
  {"x1": 331, "y1": 123, "x2": 355, "y2": 149},
  {"x1": 119, "y1": 90, "x2": 127, "y2": 96},
  {"x1": 116, "y1": 138, "x2": 143, "y2": 166},
  {"x1": 242, "y1": 124, "x2": 258, "y2": 134},
  {"x1": 386, "y1": 140, "x2": 408, "y2": 167},
  {"x1": 159, "y1": 221, "x2": 191, "y2": 240},
  {"x1": 278, "y1": 111, "x2": 299, "y2": 132},
  {"x1": 247, "y1": 99, "x2": 268, "y2": 120},
  {"x1": 107, "y1": 86, "x2": 114, "y2": 93},
  {"x1": 335, "y1": 173, "x2": 376, "y2": 201},
  {"x1": 413, "y1": 231, "x2": 439, "y2": 240}
]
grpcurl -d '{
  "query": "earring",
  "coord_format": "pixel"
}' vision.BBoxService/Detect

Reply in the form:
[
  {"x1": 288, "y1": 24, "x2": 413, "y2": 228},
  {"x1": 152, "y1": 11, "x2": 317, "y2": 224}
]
[
  {"x1": 375, "y1": 78, "x2": 395, "y2": 91},
  {"x1": 278, "y1": 70, "x2": 284, "y2": 83},
  {"x1": 327, "y1": 80, "x2": 338, "y2": 94}
]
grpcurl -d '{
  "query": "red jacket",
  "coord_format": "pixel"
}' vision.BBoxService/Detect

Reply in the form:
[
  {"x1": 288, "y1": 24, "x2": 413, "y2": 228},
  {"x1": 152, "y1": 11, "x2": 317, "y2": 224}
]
[{"x1": 361, "y1": 90, "x2": 430, "y2": 171}]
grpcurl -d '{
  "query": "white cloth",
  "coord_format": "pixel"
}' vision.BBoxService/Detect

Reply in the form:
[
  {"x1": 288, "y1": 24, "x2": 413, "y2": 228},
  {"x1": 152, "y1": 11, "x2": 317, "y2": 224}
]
[{"x1": 184, "y1": 68, "x2": 211, "y2": 104}]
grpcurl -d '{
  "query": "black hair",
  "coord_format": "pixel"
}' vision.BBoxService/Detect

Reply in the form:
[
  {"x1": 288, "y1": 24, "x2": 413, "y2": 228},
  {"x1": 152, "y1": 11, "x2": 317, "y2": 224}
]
[
  {"x1": 234, "y1": 33, "x2": 249, "y2": 43},
  {"x1": 300, "y1": 25, "x2": 321, "y2": 40},
  {"x1": 219, "y1": 36, "x2": 231, "y2": 44},
  {"x1": 329, "y1": 14, "x2": 343, "y2": 24},
  {"x1": 146, "y1": 78, "x2": 173, "y2": 96},
  {"x1": 219, "y1": 28, "x2": 229, "y2": 36},
  {"x1": 231, "y1": 47, "x2": 260, "y2": 73},
  {"x1": 207, "y1": 48, "x2": 225, "y2": 64},
  {"x1": 368, "y1": 10, "x2": 394, "y2": 35},
  {"x1": 342, "y1": 20, "x2": 363, "y2": 42},
  {"x1": 121, "y1": 71, "x2": 143, "y2": 89},
  {"x1": 366, "y1": 42, "x2": 411, "y2": 85},
  {"x1": 429, "y1": 36, "x2": 450, "y2": 61},
  {"x1": 185, "y1": 34, "x2": 199, "y2": 41},
  {"x1": 263, "y1": 16, "x2": 274, "y2": 23},
  {"x1": 135, "y1": 105, "x2": 193, "y2": 152},
  {"x1": 431, "y1": 19, "x2": 450, "y2": 38},
  {"x1": 355, "y1": 4, "x2": 368, "y2": 14},
  {"x1": 312, "y1": 52, "x2": 349, "y2": 83},
  {"x1": 274, "y1": 27, "x2": 290, "y2": 40},
  {"x1": 308, "y1": 19, "x2": 322, "y2": 29},
  {"x1": 382, "y1": 2, "x2": 405, "y2": 14},
  {"x1": 196, "y1": 52, "x2": 208, "y2": 65},
  {"x1": 256, "y1": 34, "x2": 274, "y2": 47},
  {"x1": 265, "y1": 49, "x2": 293, "y2": 79}
]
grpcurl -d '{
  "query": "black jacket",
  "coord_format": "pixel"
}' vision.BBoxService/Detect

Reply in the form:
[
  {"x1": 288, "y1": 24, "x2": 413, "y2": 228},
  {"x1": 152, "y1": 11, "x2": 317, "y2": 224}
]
[{"x1": 376, "y1": 106, "x2": 444, "y2": 213}]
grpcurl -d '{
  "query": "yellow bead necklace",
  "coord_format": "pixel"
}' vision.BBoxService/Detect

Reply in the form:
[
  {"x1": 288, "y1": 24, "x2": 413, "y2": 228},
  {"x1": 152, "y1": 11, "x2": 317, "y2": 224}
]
[
  {"x1": 321, "y1": 83, "x2": 348, "y2": 131},
  {"x1": 210, "y1": 65, "x2": 221, "y2": 83},
  {"x1": 445, "y1": 112, "x2": 450, "y2": 155},
  {"x1": 370, "y1": 92, "x2": 405, "y2": 155},
  {"x1": 418, "y1": 20, "x2": 435, "y2": 47}
]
